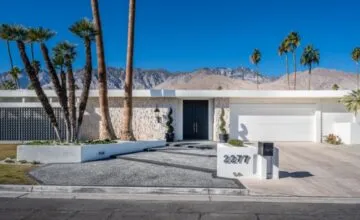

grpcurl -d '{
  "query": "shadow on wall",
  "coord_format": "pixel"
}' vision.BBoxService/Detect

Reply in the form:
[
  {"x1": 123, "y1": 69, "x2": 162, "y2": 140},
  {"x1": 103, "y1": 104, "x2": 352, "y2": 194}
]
[
  {"x1": 238, "y1": 123, "x2": 249, "y2": 142},
  {"x1": 80, "y1": 102, "x2": 100, "y2": 140},
  {"x1": 280, "y1": 171, "x2": 314, "y2": 179}
]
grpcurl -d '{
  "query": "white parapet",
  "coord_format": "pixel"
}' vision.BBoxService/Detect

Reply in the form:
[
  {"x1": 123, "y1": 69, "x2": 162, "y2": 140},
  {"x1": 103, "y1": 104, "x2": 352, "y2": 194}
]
[
  {"x1": 217, "y1": 143, "x2": 279, "y2": 180},
  {"x1": 333, "y1": 123, "x2": 360, "y2": 145},
  {"x1": 17, "y1": 140, "x2": 166, "y2": 164}
]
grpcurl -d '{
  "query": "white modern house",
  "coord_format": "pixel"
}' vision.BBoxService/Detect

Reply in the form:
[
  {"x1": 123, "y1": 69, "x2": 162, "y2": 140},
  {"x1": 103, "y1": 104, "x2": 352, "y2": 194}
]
[{"x1": 0, "y1": 89, "x2": 359, "y2": 144}]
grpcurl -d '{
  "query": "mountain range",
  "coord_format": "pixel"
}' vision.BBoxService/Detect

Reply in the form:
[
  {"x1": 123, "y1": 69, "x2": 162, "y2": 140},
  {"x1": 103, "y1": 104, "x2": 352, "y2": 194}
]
[{"x1": 0, "y1": 67, "x2": 358, "y2": 90}]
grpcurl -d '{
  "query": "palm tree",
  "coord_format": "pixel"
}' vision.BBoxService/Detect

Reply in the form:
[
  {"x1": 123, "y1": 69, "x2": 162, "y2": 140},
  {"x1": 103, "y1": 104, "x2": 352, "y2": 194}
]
[
  {"x1": 0, "y1": 24, "x2": 15, "y2": 69},
  {"x1": 341, "y1": 90, "x2": 360, "y2": 123},
  {"x1": 286, "y1": 32, "x2": 301, "y2": 90},
  {"x1": 121, "y1": 0, "x2": 136, "y2": 141},
  {"x1": 91, "y1": 0, "x2": 117, "y2": 140},
  {"x1": 27, "y1": 28, "x2": 38, "y2": 62},
  {"x1": 278, "y1": 40, "x2": 290, "y2": 89},
  {"x1": 11, "y1": 25, "x2": 61, "y2": 140},
  {"x1": 30, "y1": 27, "x2": 71, "y2": 142},
  {"x1": 300, "y1": 45, "x2": 320, "y2": 90},
  {"x1": 352, "y1": 47, "x2": 360, "y2": 89},
  {"x1": 53, "y1": 41, "x2": 77, "y2": 142},
  {"x1": 250, "y1": 49, "x2": 261, "y2": 90},
  {"x1": 70, "y1": 18, "x2": 97, "y2": 139},
  {"x1": 9, "y1": 66, "x2": 21, "y2": 89}
]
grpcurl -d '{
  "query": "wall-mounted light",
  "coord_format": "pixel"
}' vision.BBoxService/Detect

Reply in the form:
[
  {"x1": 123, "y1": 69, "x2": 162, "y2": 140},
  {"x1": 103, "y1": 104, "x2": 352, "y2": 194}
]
[{"x1": 154, "y1": 105, "x2": 161, "y2": 123}]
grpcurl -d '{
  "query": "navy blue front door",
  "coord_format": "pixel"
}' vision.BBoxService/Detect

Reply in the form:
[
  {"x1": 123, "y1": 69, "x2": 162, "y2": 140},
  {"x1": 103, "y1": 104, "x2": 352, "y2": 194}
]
[{"x1": 183, "y1": 100, "x2": 209, "y2": 140}]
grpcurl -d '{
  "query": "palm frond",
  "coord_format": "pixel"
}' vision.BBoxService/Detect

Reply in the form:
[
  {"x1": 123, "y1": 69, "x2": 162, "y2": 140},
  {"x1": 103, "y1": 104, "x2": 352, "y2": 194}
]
[
  {"x1": 301, "y1": 45, "x2": 320, "y2": 67},
  {"x1": 27, "y1": 27, "x2": 56, "y2": 42},
  {"x1": 69, "y1": 18, "x2": 97, "y2": 41},
  {"x1": 352, "y1": 47, "x2": 360, "y2": 63},
  {"x1": 341, "y1": 90, "x2": 360, "y2": 116},
  {"x1": 250, "y1": 49, "x2": 261, "y2": 65}
]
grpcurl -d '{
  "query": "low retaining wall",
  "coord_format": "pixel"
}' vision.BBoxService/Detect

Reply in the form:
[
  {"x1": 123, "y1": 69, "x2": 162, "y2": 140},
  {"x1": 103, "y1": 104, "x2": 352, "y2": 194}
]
[{"x1": 17, "y1": 140, "x2": 166, "y2": 164}]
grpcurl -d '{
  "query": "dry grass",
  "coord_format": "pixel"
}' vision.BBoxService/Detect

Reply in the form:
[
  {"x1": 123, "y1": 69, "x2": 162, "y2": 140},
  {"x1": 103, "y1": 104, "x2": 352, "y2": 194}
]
[
  {"x1": 0, "y1": 164, "x2": 37, "y2": 185},
  {"x1": 0, "y1": 145, "x2": 17, "y2": 160}
]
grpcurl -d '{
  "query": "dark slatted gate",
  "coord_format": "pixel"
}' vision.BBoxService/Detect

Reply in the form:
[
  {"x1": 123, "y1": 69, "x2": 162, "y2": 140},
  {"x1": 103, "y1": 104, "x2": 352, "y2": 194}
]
[{"x1": 0, "y1": 108, "x2": 66, "y2": 141}]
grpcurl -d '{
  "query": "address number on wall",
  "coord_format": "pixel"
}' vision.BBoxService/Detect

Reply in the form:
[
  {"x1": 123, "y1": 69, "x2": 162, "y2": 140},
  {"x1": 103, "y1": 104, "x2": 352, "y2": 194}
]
[{"x1": 224, "y1": 155, "x2": 251, "y2": 164}]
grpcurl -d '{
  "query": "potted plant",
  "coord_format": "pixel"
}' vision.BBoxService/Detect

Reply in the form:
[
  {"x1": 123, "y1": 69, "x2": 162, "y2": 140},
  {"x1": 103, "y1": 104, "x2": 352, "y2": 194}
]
[
  {"x1": 165, "y1": 107, "x2": 175, "y2": 142},
  {"x1": 218, "y1": 108, "x2": 229, "y2": 143}
]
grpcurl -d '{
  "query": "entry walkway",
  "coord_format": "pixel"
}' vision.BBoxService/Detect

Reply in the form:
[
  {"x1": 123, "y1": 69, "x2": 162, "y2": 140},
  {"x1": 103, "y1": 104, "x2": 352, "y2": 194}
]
[
  {"x1": 30, "y1": 142, "x2": 244, "y2": 189},
  {"x1": 241, "y1": 142, "x2": 360, "y2": 197}
]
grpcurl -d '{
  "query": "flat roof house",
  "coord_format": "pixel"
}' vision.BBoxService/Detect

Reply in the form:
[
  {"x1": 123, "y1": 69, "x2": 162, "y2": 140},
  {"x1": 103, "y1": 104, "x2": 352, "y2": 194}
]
[{"x1": 0, "y1": 90, "x2": 357, "y2": 143}]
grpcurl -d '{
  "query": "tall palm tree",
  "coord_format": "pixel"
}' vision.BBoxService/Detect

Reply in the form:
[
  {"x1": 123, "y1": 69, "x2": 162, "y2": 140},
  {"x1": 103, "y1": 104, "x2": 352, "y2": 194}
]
[
  {"x1": 341, "y1": 90, "x2": 360, "y2": 123},
  {"x1": 286, "y1": 32, "x2": 301, "y2": 90},
  {"x1": 250, "y1": 49, "x2": 261, "y2": 90},
  {"x1": 121, "y1": 0, "x2": 136, "y2": 141},
  {"x1": 300, "y1": 45, "x2": 320, "y2": 90},
  {"x1": 70, "y1": 18, "x2": 97, "y2": 139},
  {"x1": 53, "y1": 41, "x2": 77, "y2": 142},
  {"x1": 26, "y1": 28, "x2": 38, "y2": 62},
  {"x1": 91, "y1": 0, "x2": 117, "y2": 140},
  {"x1": 0, "y1": 24, "x2": 15, "y2": 69},
  {"x1": 352, "y1": 47, "x2": 360, "y2": 89},
  {"x1": 9, "y1": 66, "x2": 21, "y2": 89},
  {"x1": 11, "y1": 25, "x2": 61, "y2": 140},
  {"x1": 53, "y1": 41, "x2": 76, "y2": 142},
  {"x1": 278, "y1": 40, "x2": 290, "y2": 89},
  {"x1": 29, "y1": 27, "x2": 71, "y2": 142}
]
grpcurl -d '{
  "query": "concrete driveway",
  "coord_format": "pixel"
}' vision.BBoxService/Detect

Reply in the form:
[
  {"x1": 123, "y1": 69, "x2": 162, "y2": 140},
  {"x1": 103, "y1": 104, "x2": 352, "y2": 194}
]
[{"x1": 241, "y1": 142, "x2": 360, "y2": 197}]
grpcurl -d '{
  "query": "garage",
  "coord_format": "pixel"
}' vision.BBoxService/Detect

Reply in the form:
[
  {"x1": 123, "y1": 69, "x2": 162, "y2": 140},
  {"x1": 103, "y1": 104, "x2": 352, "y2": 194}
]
[{"x1": 229, "y1": 104, "x2": 316, "y2": 142}]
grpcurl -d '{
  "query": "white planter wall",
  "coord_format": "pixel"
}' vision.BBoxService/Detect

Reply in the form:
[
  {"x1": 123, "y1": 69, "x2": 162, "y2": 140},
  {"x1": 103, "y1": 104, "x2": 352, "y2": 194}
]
[{"x1": 17, "y1": 140, "x2": 166, "y2": 164}]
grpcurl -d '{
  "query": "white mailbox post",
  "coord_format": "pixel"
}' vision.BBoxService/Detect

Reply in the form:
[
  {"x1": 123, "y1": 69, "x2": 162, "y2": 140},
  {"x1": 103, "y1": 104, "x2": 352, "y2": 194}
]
[{"x1": 217, "y1": 143, "x2": 279, "y2": 180}]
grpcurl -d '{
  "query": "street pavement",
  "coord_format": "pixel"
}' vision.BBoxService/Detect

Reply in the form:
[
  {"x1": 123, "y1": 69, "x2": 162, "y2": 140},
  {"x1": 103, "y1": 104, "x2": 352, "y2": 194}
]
[{"x1": 0, "y1": 197, "x2": 360, "y2": 220}]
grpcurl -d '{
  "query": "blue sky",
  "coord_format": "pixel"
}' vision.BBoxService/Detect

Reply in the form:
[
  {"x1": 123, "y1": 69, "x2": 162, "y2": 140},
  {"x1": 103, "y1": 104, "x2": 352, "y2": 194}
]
[{"x1": 0, "y1": 0, "x2": 359, "y2": 76}]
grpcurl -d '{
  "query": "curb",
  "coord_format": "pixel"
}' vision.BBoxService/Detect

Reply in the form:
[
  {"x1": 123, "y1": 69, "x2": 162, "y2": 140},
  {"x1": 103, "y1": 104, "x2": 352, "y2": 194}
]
[{"x1": 0, "y1": 185, "x2": 249, "y2": 196}]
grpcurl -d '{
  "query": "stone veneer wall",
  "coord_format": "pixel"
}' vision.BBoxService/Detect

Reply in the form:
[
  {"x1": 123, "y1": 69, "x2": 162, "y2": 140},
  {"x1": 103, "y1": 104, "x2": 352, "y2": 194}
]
[
  {"x1": 213, "y1": 98, "x2": 230, "y2": 141},
  {"x1": 80, "y1": 97, "x2": 178, "y2": 140}
]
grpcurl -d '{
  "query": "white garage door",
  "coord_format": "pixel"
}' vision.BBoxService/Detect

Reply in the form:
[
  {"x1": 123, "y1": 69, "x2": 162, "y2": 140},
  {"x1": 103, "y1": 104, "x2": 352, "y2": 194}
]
[{"x1": 230, "y1": 104, "x2": 316, "y2": 142}]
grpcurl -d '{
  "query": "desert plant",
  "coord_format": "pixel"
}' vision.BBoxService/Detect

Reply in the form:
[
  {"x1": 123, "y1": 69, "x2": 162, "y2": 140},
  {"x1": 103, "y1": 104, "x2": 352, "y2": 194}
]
[
  {"x1": 219, "y1": 108, "x2": 226, "y2": 134},
  {"x1": 250, "y1": 49, "x2": 261, "y2": 90},
  {"x1": 70, "y1": 18, "x2": 97, "y2": 139},
  {"x1": 300, "y1": 45, "x2": 320, "y2": 90},
  {"x1": 228, "y1": 139, "x2": 244, "y2": 147},
  {"x1": 340, "y1": 90, "x2": 360, "y2": 122},
  {"x1": 0, "y1": 80, "x2": 17, "y2": 90},
  {"x1": 9, "y1": 66, "x2": 21, "y2": 89},
  {"x1": 278, "y1": 40, "x2": 291, "y2": 89},
  {"x1": 352, "y1": 47, "x2": 360, "y2": 89},
  {"x1": 91, "y1": 0, "x2": 116, "y2": 140},
  {"x1": 332, "y1": 84, "x2": 340, "y2": 90},
  {"x1": 121, "y1": 0, "x2": 137, "y2": 141},
  {"x1": 286, "y1": 32, "x2": 301, "y2": 90},
  {"x1": 165, "y1": 107, "x2": 175, "y2": 142},
  {"x1": 324, "y1": 134, "x2": 342, "y2": 145}
]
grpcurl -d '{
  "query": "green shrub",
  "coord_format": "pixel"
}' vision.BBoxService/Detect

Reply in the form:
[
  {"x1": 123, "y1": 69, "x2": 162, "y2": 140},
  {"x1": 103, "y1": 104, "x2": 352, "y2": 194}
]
[
  {"x1": 324, "y1": 134, "x2": 342, "y2": 145},
  {"x1": 19, "y1": 160, "x2": 27, "y2": 164},
  {"x1": 84, "y1": 139, "x2": 117, "y2": 145},
  {"x1": 227, "y1": 139, "x2": 244, "y2": 147},
  {"x1": 219, "y1": 108, "x2": 227, "y2": 134},
  {"x1": 166, "y1": 107, "x2": 174, "y2": 134},
  {"x1": 31, "y1": 161, "x2": 41, "y2": 165}
]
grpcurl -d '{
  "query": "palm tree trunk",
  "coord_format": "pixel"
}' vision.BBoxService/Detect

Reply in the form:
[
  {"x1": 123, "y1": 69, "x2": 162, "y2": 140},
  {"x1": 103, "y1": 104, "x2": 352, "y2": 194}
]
[
  {"x1": 30, "y1": 43, "x2": 35, "y2": 63},
  {"x1": 6, "y1": 41, "x2": 14, "y2": 69},
  {"x1": 256, "y1": 66, "x2": 259, "y2": 90},
  {"x1": 76, "y1": 38, "x2": 93, "y2": 139},
  {"x1": 91, "y1": 0, "x2": 117, "y2": 140},
  {"x1": 40, "y1": 43, "x2": 71, "y2": 142},
  {"x1": 60, "y1": 69, "x2": 70, "y2": 141},
  {"x1": 308, "y1": 65, "x2": 312, "y2": 90},
  {"x1": 16, "y1": 40, "x2": 61, "y2": 141},
  {"x1": 285, "y1": 53, "x2": 290, "y2": 89},
  {"x1": 357, "y1": 62, "x2": 359, "y2": 90},
  {"x1": 66, "y1": 62, "x2": 76, "y2": 142},
  {"x1": 293, "y1": 51, "x2": 297, "y2": 90},
  {"x1": 121, "y1": 0, "x2": 136, "y2": 141}
]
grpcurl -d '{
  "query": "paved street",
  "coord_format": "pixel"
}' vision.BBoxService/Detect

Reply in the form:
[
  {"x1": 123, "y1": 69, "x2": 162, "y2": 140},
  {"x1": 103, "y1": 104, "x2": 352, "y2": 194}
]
[
  {"x1": 0, "y1": 197, "x2": 359, "y2": 220},
  {"x1": 242, "y1": 142, "x2": 360, "y2": 197}
]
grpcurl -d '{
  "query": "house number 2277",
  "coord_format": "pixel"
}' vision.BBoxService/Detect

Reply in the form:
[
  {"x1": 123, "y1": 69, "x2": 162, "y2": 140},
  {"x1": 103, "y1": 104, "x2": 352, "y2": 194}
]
[{"x1": 224, "y1": 155, "x2": 251, "y2": 164}]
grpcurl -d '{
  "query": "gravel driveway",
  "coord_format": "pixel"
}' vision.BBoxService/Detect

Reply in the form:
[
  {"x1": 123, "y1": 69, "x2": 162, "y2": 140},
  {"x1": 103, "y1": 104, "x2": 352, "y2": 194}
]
[{"x1": 30, "y1": 142, "x2": 243, "y2": 189}]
